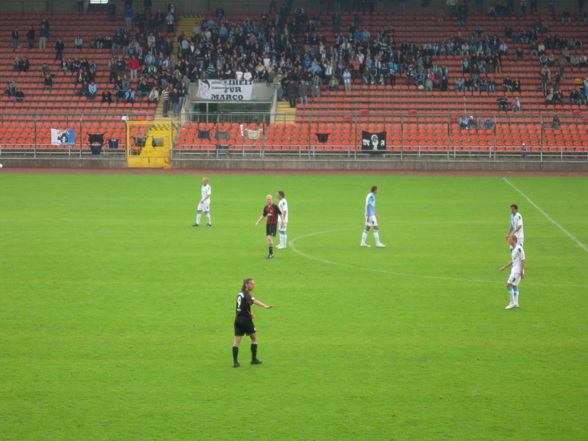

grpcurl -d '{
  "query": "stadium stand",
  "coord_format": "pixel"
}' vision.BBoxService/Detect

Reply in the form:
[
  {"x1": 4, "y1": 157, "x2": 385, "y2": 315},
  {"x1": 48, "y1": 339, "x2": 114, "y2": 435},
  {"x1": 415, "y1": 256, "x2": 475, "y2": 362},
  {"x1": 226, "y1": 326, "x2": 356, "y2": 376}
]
[
  {"x1": 173, "y1": 7, "x2": 588, "y2": 156},
  {"x1": 0, "y1": 4, "x2": 587, "y2": 160},
  {"x1": 0, "y1": 10, "x2": 165, "y2": 152}
]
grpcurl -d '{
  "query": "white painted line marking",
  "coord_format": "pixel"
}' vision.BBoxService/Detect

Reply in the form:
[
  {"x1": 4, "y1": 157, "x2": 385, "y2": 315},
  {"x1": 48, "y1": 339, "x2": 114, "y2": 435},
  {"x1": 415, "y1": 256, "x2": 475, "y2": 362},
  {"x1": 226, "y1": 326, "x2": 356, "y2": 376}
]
[
  {"x1": 289, "y1": 228, "x2": 588, "y2": 287},
  {"x1": 503, "y1": 177, "x2": 588, "y2": 254}
]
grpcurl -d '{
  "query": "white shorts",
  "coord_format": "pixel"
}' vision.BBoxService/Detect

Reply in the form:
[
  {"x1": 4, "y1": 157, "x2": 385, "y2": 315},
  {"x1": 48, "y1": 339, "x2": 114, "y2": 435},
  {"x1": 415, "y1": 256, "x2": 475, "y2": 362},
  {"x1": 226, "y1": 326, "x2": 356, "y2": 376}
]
[
  {"x1": 197, "y1": 202, "x2": 209, "y2": 212},
  {"x1": 365, "y1": 215, "x2": 378, "y2": 227},
  {"x1": 278, "y1": 219, "x2": 287, "y2": 232},
  {"x1": 507, "y1": 270, "x2": 523, "y2": 287},
  {"x1": 516, "y1": 236, "x2": 524, "y2": 247}
]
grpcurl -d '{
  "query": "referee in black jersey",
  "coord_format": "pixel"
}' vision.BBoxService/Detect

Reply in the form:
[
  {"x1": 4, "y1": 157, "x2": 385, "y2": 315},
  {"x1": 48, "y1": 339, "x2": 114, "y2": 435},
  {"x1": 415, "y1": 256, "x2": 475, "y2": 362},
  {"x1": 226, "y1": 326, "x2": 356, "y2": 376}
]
[{"x1": 232, "y1": 278, "x2": 274, "y2": 368}]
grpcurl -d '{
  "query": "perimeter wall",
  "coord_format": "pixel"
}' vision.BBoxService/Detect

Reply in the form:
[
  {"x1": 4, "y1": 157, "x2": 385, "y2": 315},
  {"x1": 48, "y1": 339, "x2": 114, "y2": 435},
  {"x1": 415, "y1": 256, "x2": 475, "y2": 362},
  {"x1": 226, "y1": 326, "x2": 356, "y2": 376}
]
[{"x1": 2, "y1": 156, "x2": 587, "y2": 173}]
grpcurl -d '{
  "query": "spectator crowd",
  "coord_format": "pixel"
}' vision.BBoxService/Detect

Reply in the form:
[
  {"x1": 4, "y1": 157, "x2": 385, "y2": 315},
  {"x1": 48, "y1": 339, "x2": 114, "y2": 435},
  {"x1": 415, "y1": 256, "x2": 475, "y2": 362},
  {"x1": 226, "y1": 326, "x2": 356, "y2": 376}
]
[{"x1": 4, "y1": 0, "x2": 588, "y2": 121}]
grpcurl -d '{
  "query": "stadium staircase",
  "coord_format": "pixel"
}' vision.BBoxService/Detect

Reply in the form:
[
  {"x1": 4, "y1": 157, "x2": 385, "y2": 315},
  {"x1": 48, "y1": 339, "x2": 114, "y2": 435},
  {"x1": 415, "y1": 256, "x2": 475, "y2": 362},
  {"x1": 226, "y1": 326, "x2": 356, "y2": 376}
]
[
  {"x1": 148, "y1": 14, "x2": 201, "y2": 120},
  {"x1": 276, "y1": 100, "x2": 297, "y2": 124}
]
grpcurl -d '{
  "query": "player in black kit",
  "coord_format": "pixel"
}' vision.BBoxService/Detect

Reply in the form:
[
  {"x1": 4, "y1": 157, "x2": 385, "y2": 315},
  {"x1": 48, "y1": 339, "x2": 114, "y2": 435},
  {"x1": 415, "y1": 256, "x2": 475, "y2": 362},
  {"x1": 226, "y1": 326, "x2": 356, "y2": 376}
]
[
  {"x1": 232, "y1": 278, "x2": 274, "y2": 367},
  {"x1": 255, "y1": 194, "x2": 283, "y2": 259}
]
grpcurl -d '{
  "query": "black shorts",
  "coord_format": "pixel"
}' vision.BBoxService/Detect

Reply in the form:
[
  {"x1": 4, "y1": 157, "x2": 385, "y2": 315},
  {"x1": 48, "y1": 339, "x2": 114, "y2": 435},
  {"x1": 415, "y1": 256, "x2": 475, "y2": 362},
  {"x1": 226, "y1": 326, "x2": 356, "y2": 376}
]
[
  {"x1": 266, "y1": 223, "x2": 277, "y2": 237},
  {"x1": 234, "y1": 316, "x2": 256, "y2": 336}
]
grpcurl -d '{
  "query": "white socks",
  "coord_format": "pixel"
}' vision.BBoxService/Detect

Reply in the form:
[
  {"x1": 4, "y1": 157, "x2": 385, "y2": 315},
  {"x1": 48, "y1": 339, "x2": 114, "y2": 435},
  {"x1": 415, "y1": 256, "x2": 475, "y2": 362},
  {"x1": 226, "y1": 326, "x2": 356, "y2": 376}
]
[
  {"x1": 361, "y1": 230, "x2": 368, "y2": 244},
  {"x1": 508, "y1": 287, "x2": 515, "y2": 305},
  {"x1": 362, "y1": 230, "x2": 382, "y2": 246},
  {"x1": 196, "y1": 212, "x2": 211, "y2": 225}
]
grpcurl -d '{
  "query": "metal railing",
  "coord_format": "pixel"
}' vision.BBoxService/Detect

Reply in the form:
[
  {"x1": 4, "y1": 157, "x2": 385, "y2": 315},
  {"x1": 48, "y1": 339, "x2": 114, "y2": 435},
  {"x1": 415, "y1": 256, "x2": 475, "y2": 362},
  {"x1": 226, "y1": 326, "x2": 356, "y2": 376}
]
[
  {"x1": 1, "y1": 111, "x2": 587, "y2": 164},
  {"x1": 174, "y1": 111, "x2": 588, "y2": 163},
  {"x1": 0, "y1": 111, "x2": 152, "y2": 159},
  {"x1": 172, "y1": 143, "x2": 588, "y2": 163}
]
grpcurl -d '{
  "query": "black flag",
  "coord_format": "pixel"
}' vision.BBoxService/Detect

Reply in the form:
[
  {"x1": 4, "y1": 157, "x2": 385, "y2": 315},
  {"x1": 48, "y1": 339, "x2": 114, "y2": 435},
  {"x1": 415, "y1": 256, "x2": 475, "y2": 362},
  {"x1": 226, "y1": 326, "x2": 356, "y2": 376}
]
[
  {"x1": 361, "y1": 131, "x2": 387, "y2": 152},
  {"x1": 316, "y1": 132, "x2": 330, "y2": 143}
]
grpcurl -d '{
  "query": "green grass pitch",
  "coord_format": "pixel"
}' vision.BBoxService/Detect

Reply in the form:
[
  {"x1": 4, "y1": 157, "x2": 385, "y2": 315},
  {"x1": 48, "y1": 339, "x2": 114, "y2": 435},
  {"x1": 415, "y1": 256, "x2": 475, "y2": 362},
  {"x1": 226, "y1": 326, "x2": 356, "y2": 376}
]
[{"x1": 1, "y1": 172, "x2": 587, "y2": 441}]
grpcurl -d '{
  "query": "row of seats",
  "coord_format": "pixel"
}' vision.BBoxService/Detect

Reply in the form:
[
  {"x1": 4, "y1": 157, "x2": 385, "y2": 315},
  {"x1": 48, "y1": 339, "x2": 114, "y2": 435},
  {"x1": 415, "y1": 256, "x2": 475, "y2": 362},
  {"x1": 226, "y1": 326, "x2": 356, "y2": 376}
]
[
  {"x1": 208, "y1": 10, "x2": 587, "y2": 122},
  {"x1": 205, "y1": 10, "x2": 588, "y2": 40},
  {"x1": 3, "y1": 118, "x2": 588, "y2": 150},
  {"x1": 172, "y1": 121, "x2": 588, "y2": 151},
  {"x1": 0, "y1": 11, "x2": 173, "y2": 126}
]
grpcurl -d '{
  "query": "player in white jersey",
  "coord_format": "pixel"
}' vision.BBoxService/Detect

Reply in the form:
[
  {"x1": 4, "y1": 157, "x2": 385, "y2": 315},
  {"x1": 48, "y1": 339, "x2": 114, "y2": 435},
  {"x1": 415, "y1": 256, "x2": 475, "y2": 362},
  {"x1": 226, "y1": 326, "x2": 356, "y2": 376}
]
[
  {"x1": 499, "y1": 235, "x2": 526, "y2": 309},
  {"x1": 276, "y1": 190, "x2": 288, "y2": 249},
  {"x1": 193, "y1": 177, "x2": 212, "y2": 227},
  {"x1": 505, "y1": 204, "x2": 524, "y2": 247},
  {"x1": 360, "y1": 185, "x2": 385, "y2": 248}
]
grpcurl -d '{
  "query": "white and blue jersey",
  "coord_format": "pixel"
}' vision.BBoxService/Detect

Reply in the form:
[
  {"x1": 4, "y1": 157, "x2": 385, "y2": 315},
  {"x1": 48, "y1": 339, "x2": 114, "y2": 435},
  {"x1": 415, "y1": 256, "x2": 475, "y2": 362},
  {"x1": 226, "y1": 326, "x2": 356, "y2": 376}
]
[
  {"x1": 507, "y1": 243, "x2": 525, "y2": 286},
  {"x1": 510, "y1": 211, "x2": 524, "y2": 245},
  {"x1": 365, "y1": 192, "x2": 376, "y2": 217}
]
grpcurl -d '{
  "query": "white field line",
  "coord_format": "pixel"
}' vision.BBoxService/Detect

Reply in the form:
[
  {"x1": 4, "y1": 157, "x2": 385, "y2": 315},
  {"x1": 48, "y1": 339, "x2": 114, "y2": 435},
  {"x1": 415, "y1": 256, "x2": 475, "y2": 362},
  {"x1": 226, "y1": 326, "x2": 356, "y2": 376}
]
[
  {"x1": 503, "y1": 177, "x2": 588, "y2": 254},
  {"x1": 289, "y1": 228, "x2": 588, "y2": 287}
]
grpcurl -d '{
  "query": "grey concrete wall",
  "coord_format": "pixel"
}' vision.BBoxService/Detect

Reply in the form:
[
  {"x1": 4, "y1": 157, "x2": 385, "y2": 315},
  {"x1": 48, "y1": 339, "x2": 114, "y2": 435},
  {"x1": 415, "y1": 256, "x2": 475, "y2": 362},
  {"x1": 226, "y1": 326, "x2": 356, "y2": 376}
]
[
  {"x1": 172, "y1": 158, "x2": 588, "y2": 173},
  {"x1": 0, "y1": 158, "x2": 127, "y2": 169},
  {"x1": 1, "y1": 157, "x2": 586, "y2": 172}
]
